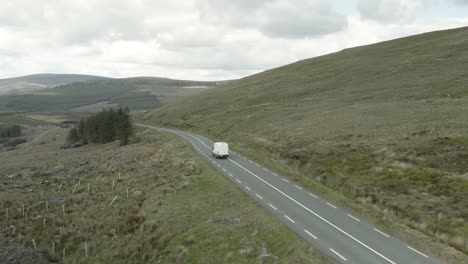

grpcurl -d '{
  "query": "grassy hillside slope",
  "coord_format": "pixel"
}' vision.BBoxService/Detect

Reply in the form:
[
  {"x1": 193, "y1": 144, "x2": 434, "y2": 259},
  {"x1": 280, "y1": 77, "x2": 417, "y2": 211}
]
[
  {"x1": 0, "y1": 126, "x2": 329, "y2": 263},
  {"x1": 0, "y1": 77, "x2": 217, "y2": 112},
  {"x1": 0, "y1": 73, "x2": 108, "y2": 95},
  {"x1": 143, "y1": 27, "x2": 468, "y2": 258}
]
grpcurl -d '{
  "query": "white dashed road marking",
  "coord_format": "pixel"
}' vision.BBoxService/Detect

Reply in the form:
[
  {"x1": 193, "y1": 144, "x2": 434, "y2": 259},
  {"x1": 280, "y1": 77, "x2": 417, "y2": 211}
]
[
  {"x1": 268, "y1": 204, "x2": 277, "y2": 210},
  {"x1": 330, "y1": 248, "x2": 347, "y2": 261},
  {"x1": 304, "y1": 229, "x2": 318, "y2": 240},
  {"x1": 407, "y1": 246, "x2": 428, "y2": 258},
  {"x1": 295, "y1": 185, "x2": 303, "y2": 190},
  {"x1": 373, "y1": 228, "x2": 390, "y2": 238},
  {"x1": 309, "y1": 193, "x2": 318, "y2": 199},
  {"x1": 282, "y1": 179, "x2": 289, "y2": 183},
  {"x1": 228, "y1": 159, "x2": 396, "y2": 264},
  {"x1": 163, "y1": 131, "x2": 396, "y2": 264},
  {"x1": 245, "y1": 186, "x2": 251, "y2": 191},
  {"x1": 256, "y1": 194, "x2": 263, "y2": 200},
  {"x1": 236, "y1": 179, "x2": 242, "y2": 184},
  {"x1": 327, "y1": 202, "x2": 337, "y2": 209},
  {"x1": 347, "y1": 214, "x2": 360, "y2": 222},
  {"x1": 284, "y1": 215, "x2": 295, "y2": 223}
]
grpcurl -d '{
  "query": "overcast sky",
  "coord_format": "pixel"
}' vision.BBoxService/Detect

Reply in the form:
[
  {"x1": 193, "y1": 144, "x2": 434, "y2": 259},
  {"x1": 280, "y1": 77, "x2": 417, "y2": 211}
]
[{"x1": 1, "y1": 0, "x2": 467, "y2": 80}]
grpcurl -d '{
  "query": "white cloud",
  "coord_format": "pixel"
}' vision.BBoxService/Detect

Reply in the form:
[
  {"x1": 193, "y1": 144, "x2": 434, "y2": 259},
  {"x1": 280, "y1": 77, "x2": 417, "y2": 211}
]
[
  {"x1": 357, "y1": 0, "x2": 429, "y2": 23},
  {"x1": 0, "y1": 0, "x2": 467, "y2": 80},
  {"x1": 452, "y1": 0, "x2": 468, "y2": 4},
  {"x1": 198, "y1": 0, "x2": 347, "y2": 38}
]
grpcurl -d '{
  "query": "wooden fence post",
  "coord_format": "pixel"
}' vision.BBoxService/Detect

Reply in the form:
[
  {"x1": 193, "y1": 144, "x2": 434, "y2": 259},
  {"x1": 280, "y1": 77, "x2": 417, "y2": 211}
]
[{"x1": 109, "y1": 195, "x2": 118, "y2": 206}]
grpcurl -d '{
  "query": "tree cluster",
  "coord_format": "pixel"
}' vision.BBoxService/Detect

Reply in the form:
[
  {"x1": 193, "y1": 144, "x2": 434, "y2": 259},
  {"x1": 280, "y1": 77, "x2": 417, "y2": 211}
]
[
  {"x1": 67, "y1": 107, "x2": 133, "y2": 146},
  {"x1": 0, "y1": 125, "x2": 22, "y2": 138}
]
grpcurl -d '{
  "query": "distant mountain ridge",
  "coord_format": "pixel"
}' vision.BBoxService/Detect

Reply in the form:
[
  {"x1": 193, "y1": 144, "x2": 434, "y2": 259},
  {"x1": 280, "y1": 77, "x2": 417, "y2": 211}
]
[
  {"x1": 0, "y1": 75, "x2": 219, "y2": 112},
  {"x1": 0, "y1": 73, "x2": 109, "y2": 95}
]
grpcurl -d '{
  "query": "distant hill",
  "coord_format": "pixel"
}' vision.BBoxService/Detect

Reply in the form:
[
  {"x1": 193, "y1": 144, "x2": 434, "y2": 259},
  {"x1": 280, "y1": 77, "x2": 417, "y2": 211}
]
[
  {"x1": 143, "y1": 26, "x2": 468, "y2": 253},
  {"x1": 0, "y1": 73, "x2": 109, "y2": 95},
  {"x1": 145, "y1": 26, "x2": 468, "y2": 140},
  {"x1": 0, "y1": 77, "x2": 218, "y2": 112}
]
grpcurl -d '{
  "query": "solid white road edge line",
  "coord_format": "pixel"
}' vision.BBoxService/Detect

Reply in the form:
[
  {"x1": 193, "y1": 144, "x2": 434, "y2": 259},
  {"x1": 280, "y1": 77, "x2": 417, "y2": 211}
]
[
  {"x1": 175, "y1": 132, "x2": 396, "y2": 264},
  {"x1": 268, "y1": 204, "x2": 277, "y2": 210},
  {"x1": 327, "y1": 202, "x2": 337, "y2": 209},
  {"x1": 373, "y1": 228, "x2": 390, "y2": 238},
  {"x1": 330, "y1": 248, "x2": 347, "y2": 261},
  {"x1": 284, "y1": 215, "x2": 295, "y2": 223},
  {"x1": 407, "y1": 246, "x2": 429, "y2": 258},
  {"x1": 186, "y1": 134, "x2": 211, "y2": 149},
  {"x1": 304, "y1": 230, "x2": 318, "y2": 239},
  {"x1": 347, "y1": 214, "x2": 360, "y2": 222},
  {"x1": 227, "y1": 158, "x2": 396, "y2": 264}
]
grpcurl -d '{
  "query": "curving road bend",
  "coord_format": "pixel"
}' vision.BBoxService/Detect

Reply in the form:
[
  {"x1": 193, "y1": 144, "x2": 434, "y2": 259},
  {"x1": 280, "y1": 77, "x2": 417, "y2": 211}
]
[{"x1": 138, "y1": 124, "x2": 444, "y2": 264}]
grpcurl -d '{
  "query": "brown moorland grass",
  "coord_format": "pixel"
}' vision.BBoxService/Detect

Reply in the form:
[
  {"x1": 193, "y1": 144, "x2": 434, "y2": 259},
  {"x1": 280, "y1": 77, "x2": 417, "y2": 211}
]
[
  {"x1": 142, "y1": 26, "x2": 468, "y2": 261},
  {"x1": 0, "y1": 126, "x2": 330, "y2": 263}
]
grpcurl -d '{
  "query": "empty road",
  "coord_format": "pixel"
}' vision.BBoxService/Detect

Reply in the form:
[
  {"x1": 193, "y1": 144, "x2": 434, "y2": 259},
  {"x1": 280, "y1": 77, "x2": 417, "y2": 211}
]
[{"x1": 138, "y1": 124, "x2": 444, "y2": 264}]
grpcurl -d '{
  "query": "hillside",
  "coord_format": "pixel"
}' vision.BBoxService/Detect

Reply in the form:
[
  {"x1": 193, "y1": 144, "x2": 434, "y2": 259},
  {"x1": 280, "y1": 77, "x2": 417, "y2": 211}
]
[
  {"x1": 143, "y1": 26, "x2": 468, "y2": 256},
  {"x1": 0, "y1": 125, "x2": 329, "y2": 263},
  {"x1": 0, "y1": 73, "x2": 108, "y2": 95},
  {"x1": 0, "y1": 77, "x2": 217, "y2": 112}
]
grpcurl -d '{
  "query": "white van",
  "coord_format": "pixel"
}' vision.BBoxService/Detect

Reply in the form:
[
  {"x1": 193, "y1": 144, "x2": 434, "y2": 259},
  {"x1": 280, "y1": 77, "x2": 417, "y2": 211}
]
[{"x1": 212, "y1": 142, "x2": 229, "y2": 159}]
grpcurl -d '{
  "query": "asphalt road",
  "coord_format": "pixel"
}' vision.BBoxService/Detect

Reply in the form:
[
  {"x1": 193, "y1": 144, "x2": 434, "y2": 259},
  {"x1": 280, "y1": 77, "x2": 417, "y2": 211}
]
[{"x1": 138, "y1": 124, "x2": 445, "y2": 264}]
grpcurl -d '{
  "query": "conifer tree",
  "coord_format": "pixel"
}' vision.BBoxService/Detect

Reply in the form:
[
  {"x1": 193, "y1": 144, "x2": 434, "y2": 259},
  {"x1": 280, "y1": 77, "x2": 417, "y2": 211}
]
[{"x1": 66, "y1": 107, "x2": 133, "y2": 146}]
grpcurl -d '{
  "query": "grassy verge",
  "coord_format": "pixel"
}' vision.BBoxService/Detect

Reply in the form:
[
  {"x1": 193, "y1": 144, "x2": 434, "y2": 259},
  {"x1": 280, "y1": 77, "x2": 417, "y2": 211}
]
[{"x1": 0, "y1": 127, "x2": 330, "y2": 263}]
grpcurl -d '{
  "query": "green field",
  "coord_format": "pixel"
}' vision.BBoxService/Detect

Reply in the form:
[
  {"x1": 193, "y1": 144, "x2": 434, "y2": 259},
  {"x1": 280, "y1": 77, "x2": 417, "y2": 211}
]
[
  {"x1": 0, "y1": 77, "x2": 217, "y2": 112},
  {"x1": 0, "y1": 112, "x2": 50, "y2": 126},
  {"x1": 143, "y1": 26, "x2": 468, "y2": 255}
]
